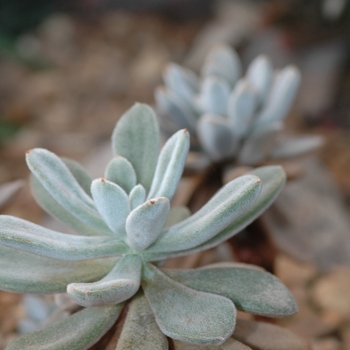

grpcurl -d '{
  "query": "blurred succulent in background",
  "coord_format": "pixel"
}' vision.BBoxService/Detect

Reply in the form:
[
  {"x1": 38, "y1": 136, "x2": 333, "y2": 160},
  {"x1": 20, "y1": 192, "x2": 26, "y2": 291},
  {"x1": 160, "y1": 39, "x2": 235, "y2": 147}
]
[
  {"x1": 0, "y1": 103, "x2": 304, "y2": 349},
  {"x1": 156, "y1": 44, "x2": 322, "y2": 166}
]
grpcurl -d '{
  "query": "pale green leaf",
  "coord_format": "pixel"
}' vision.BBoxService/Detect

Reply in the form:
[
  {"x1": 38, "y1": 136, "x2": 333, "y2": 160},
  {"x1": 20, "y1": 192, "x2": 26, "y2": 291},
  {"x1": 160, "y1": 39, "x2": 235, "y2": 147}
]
[
  {"x1": 30, "y1": 157, "x2": 106, "y2": 236},
  {"x1": 116, "y1": 292, "x2": 168, "y2": 350},
  {"x1": 195, "y1": 76, "x2": 231, "y2": 115},
  {"x1": 255, "y1": 66, "x2": 301, "y2": 127},
  {"x1": 111, "y1": 103, "x2": 159, "y2": 192},
  {"x1": 91, "y1": 178, "x2": 129, "y2": 236},
  {"x1": 126, "y1": 197, "x2": 170, "y2": 251},
  {"x1": 197, "y1": 114, "x2": 239, "y2": 162},
  {"x1": 201, "y1": 45, "x2": 242, "y2": 86},
  {"x1": 146, "y1": 175, "x2": 261, "y2": 253},
  {"x1": 105, "y1": 156, "x2": 137, "y2": 193},
  {"x1": 269, "y1": 135, "x2": 324, "y2": 159},
  {"x1": 129, "y1": 184, "x2": 146, "y2": 210},
  {"x1": 164, "y1": 206, "x2": 191, "y2": 228},
  {"x1": 147, "y1": 129, "x2": 190, "y2": 200},
  {"x1": 30, "y1": 175, "x2": 104, "y2": 237},
  {"x1": 155, "y1": 87, "x2": 198, "y2": 135},
  {"x1": 246, "y1": 55, "x2": 273, "y2": 106},
  {"x1": 142, "y1": 166, "x2": 285, "y2": 261},
  {"x1": 182, "y1": 166, "x2": 286, "y2": 255},
  {"x1": 61, "y1": 157, "x2": 92, "y2": 196},
  {"x1": 163, "y1": 62, "x2": 199, "y2": 102},
  {"x1": 142, "y1": 263, "x2": 236, "y2": 346},
  {"x1": 26, "y1": 148, "x2": 110, "y2": 232},
  {"x1": 232, "y1": 319, "x2": 311, "y2": 350},
  {"x1": 67, "y1": 255, "x2": 141, "y2": 307},
  {"x1": 173, "y1": 338, "x2": 251, "y2": 350},
  {"x1": 164, "y1": 263, "x2": 297, "y2": 317},
  {"x1": 0, "y1": 245, "x2": 117, "y2": 294},
  {"x1": 0, "y1": 215, "x2": 129, "y2": 261},
  {"x1": 6, "y1": 304, "x2": 123, "y2": 350},
  {"x1": 227, "y1": 80, "x2": 258, "y2": 137}
]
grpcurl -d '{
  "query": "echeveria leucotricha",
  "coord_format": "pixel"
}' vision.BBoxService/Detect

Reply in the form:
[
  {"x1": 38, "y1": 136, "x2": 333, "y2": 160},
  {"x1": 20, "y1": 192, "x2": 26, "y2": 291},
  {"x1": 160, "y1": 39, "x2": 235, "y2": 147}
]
[
  {"x1": 0, "y1": 104, "x2": 297, "y2": 349},
  {"x1": 156, "y1": 44, "x2": 323, "y2": 165}
]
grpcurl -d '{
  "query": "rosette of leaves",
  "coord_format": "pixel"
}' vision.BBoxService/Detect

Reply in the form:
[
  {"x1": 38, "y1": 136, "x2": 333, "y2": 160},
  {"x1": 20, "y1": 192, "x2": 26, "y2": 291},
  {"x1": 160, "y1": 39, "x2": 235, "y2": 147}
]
[
  {"x1": 0, "y1": 104, "x2": 297, "y2": 350},
  {"x1": 155, "y1": 44, "x2": 322, "y2": 166}
]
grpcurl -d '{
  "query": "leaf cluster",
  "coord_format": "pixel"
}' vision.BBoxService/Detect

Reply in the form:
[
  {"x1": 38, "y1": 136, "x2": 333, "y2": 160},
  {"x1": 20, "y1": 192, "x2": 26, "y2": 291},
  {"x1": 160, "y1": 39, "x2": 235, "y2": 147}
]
[
  {"x1": 156, "y1": 44, "x2": 322, "y2": 165},
  {"x1": 0, "y1": 103, "x2": 296, "y2": 349}
]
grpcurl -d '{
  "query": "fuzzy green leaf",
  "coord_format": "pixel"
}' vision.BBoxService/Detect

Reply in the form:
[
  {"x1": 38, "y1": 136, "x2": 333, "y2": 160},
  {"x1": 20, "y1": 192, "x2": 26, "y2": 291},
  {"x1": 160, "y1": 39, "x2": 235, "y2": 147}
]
[
  {"x1": 201, "y1": 45, "x2": 242, "y2": 86},
  {"x1": 91, "y1": 178, "x2": 129, "y2": 236},
  {"x1": 116, "y1": 292, "x2": 168, "y2": 350},
  {"x1": 173, "y1": 338, "x2": 251, "y2": 350},
  {"x1": 164, "y1": 206, "x2": 191, "y2": 228},
  {"x1": 197, "y1": 114, "x2": 239, "y2": 162},
  {"x1": 255, "y1": 66, "x2": 301, "y2": 127},
  {"x1": 164, "y1": 263, "x2": 297, "y2": 317},
  {"x1": 30, "y1": 175, "x2": 105, "y2": 237},
  {"x1": 6, "y1": 304, "x2": 123, "y2": 350},
  {"x1": 142, "y1": 166, "x2": 285, "y2": 261},
  {"x1": 227, "y1": 80, "x2": 258, "y2": 137},
  {"x1": 105, "y1": 156, "x2": 137, "y2": 193},
  {"x1": 26, "y1": 148, "x2": 110, "y2": 232},
  {"x1": 126, "y1": 197, "x2": 170, "y2": 251},
  {"x1": 269, "y1": 135, "x2": 323, "y2": 159},
  {"x1": 111, "y1": 103, "x2": 159, "y2": 192},
  {"x1": 30, "y1": 157, "x2": 105, "y2": 236},
  {"x1": 129, "y1": 184, "x2": 146, "y2": 210},
  {"x1": 147, "y1": 129, "x2": 190, "y2": 200},
  {"x1": 155, "y1": 87, "x2": 198, "y2": 134},
  {"x1": 146, "y1": 175, "x2": 261, "y2": 254},
  {"x1": 0, "y1": 216, "x2": 129, "y2": 261},
  {"x1": 195, "y1": 76, "x2": 231, "y2": 115},
  {"x1": 181, "y1": 166, "x2": 286, "y2": 255},
  {"x1": 232, "y1": 319, "x2": 310, "y2": 350},
  {"x1": 163, "y1": 63, "x2": 199, "y2": 102},
  {"x1": 0, "y1": 245, "x2": 117, "y2": 294},
  {"x1": 246, "y1": 55, "x2": 272, "y2": 106},
  {"x1": 60, "y1": 158, "x2": 92, "y2": 196},
  {"x1": 142, "y1": 263, "x2": 236, "y2": 346},
  {"x1": 67, "y1": 255, "x2": 141, "y2": 307}
]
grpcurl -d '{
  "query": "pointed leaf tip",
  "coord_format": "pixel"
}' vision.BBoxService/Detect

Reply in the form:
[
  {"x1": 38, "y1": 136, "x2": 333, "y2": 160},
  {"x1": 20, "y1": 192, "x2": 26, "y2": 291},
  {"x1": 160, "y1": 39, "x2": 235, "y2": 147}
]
[
  {"x1": 112, "y1": 103, "x2": 159, "y2": 192},
  {"x1": 147, "y1": 129, "x2": 189, "y2": 200},
  {"x1": 91, "y1": 178, "x2": 129, "y2": 236},
  {"x1": 126, "y1": 197, "x2": 170, "y2": 251}
]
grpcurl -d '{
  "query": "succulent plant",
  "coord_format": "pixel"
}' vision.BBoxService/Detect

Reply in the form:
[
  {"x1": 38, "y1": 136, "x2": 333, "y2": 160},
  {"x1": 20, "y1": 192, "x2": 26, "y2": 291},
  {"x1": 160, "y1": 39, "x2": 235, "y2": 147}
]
[
  {"x1": 155, "y1": 44, "x2": 323, "y2": 166},
  {"x1": 0, "y1": 103, "x2": 297, "y2": 349}
]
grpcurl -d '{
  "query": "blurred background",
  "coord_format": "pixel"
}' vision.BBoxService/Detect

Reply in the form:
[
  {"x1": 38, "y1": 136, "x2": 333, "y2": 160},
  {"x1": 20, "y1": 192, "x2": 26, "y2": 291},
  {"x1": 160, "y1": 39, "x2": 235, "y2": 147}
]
[{"x1": 0, "y1": 0, "x2": 350, "y2": 349}]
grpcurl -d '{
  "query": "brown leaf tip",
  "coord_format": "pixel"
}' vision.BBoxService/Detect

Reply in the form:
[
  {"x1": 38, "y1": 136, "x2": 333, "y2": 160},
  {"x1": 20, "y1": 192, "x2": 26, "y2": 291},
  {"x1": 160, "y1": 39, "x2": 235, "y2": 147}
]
[
  {"x1": 26, "y1": 149, "x2": 34, "y2": 154},
  {"x1": 150, "y1": 200, "x2": 155, "y2": 205},
  {"x1": 183, "y1": 128, "x2": 188, "y2": 133}
]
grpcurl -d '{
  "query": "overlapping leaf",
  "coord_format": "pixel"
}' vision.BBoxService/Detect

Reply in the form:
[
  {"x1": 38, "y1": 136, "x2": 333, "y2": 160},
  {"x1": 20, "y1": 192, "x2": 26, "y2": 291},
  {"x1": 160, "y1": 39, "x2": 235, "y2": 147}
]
[
  {"x1": 164, "y1": 263, "x2": 297, "y2": 317},
  {"x1": 111, "y1": 103, "x2": 159, "y2": 192},
  {"x1": 6, "y1": 304, "x2": 123, "y2": 350},
  {"x1": 0, "y1": 216, "x2": 129, "y2": 261},
  {"x1": 0, "y1": 245, "x2": 117, "y2": 294},
  {"x1": 67, "y1": 255, "x2": 142, "y2": 307},
  {"x1": 142, "y1": 263, "x2": 236, "y2": 346}
]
